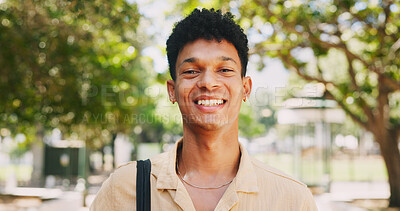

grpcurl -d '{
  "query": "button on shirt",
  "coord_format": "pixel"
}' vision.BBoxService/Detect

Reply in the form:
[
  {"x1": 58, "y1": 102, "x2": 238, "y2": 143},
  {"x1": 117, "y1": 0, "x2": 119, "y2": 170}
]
[{"x1": 90, "y1": 139, "x2": 318, "y2": 211}]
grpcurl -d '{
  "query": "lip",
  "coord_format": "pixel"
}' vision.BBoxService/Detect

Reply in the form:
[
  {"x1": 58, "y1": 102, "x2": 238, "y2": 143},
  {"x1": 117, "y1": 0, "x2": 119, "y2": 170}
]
[
  {"x1": 193, "y1": 95, "x2": 227, "y2": 102},
  {"x1": 193, "y1": 95, "x2": 227, "y2": 113},
  {"x1": 194, "y1": 102, "x2": 225, "y2": 113}
]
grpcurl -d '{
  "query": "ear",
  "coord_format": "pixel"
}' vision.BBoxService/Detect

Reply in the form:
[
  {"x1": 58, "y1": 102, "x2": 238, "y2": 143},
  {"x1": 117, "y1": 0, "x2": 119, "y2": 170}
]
[
  {"x1": 242, "y1": 76, "x2": 252, "y2": 99},
  {"x1": 167, "y1": 79, "x2": 176, "y2": 102}
]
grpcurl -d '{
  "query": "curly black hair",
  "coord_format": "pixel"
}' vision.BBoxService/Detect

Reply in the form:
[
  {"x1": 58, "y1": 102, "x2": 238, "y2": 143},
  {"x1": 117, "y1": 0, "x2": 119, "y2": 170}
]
[{"x1": 166, "y1": 8, "x2": 249, "y2": 81}]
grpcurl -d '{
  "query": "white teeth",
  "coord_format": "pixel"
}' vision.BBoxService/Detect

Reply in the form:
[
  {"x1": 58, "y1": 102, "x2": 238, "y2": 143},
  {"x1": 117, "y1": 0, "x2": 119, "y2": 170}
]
[{"x1": 197, "y1": 99, "x2": 224, "y2": 106}]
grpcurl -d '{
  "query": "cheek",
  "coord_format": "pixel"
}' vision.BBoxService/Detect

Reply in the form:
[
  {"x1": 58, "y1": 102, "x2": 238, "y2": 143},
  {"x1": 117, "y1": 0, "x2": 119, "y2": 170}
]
[
  {"x1": 176, "y1": 83, "x2": 192, "y2": 100},
  {"x1": 227, "y1": 80, "x2": 245, "y2": 100}
]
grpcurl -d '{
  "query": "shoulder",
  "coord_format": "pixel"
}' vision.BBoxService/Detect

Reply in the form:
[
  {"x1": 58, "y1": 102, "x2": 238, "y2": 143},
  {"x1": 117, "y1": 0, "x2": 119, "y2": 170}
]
[
  {"x1": 250, "y1": 157, "x2": 306, "y2": 188},
  {"x1": 100, "y1": 150, "x2": 169, "y2": 184},
  {"x1": 90, "y1": 161, "x2": 137, "y2": 210},
  {"x1": 108, "y1": 160, "x2": 138, "y2": 189},
  {"x1": 112, "y1": 151, "x2": 169, "y2": 180},
  {"x1": 251, "y1": 158, "x2": 309, "y2": 192},
  {"x1": 249, "y1": 158, "x2": 317, "y2": 210},
  {"x1": 112, "y1": 161, "x2": 137, "y2": 177},
  {"x1": 149, "y1": 151, "x2": 169, "y2": 166},
  {"x1": 90, "y1": 152, "x2": 170, "y2": 211}
]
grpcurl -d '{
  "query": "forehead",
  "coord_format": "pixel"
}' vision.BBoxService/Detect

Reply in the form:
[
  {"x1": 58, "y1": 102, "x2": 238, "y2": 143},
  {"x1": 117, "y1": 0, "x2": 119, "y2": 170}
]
[{"x1": 176, "y1": 39, "x2": 241, "y2": 65}]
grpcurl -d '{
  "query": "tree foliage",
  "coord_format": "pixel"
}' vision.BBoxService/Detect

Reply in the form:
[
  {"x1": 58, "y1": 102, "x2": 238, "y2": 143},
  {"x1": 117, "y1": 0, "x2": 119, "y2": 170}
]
[
  {"x1": 0, "y1": 0, "x2": 158, "y2": 149},
  {"x1": 239, "y1": 103, "x2": 267, "y2": 140}
]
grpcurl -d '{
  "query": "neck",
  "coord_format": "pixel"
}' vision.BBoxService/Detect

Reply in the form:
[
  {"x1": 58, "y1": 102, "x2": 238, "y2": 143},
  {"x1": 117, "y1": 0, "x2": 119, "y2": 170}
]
[{"x1": 178, "y1": 123, "x2": 241, "y2": 185}]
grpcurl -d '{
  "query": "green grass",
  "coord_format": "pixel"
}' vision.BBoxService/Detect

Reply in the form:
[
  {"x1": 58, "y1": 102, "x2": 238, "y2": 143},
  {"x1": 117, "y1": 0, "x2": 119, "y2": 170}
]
[
  {"x1": 252, "y1": 153, "x2": 387, "y2": 183},
  {"x1": 331, "y1": 157, "x2": 387, "y2": 181},
  {"x1": 0, "y1": 165, "x2": 33, "y2": 182}
]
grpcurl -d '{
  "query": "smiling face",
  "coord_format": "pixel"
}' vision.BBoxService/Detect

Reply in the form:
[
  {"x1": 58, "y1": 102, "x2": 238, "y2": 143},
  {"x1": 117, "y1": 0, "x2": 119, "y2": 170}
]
[{"x1": 167, "y1": 39, "x2": 252, "y2": 131}]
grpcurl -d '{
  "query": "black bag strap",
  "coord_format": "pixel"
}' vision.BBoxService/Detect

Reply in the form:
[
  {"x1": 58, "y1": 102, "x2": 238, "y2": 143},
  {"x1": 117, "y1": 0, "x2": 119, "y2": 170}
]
[{"x1": 136, "y1": 159, "x2": 151, "y2": 211}]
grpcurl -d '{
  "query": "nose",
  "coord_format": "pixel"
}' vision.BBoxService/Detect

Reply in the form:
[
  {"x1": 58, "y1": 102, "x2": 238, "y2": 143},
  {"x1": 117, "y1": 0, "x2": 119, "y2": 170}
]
[{"x1": 196, "y1": 69, "x2": 220, "y2": 91}]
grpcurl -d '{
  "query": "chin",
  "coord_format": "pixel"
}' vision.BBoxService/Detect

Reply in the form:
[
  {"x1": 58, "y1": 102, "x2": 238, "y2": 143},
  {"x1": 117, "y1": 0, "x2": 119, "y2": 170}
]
[
  {"x1": 197, "y1": 122, "x2": 223, "y2": 131},
  {"x1": 185, "y1": 114, "x2": 230, "y2": 131}
]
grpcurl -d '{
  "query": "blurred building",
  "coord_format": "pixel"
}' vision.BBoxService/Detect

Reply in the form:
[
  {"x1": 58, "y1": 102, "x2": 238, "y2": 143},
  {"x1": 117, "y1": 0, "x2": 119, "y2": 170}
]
[{"x1": 277, "y1": 83, "x2": 346, "y2": 191}]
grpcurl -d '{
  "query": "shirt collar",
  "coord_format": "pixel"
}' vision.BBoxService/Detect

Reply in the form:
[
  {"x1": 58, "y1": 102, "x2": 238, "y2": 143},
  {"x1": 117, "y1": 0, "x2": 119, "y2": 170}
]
[
  {"x1": 153, "y1": 138, "x2": 181, "y2": 190},
  {"x1": 234, "y1": 143, "x2": 259, "y2": 193},
  {"x1": 154, "y1": 138, "x2": 259, "y2": 193}
]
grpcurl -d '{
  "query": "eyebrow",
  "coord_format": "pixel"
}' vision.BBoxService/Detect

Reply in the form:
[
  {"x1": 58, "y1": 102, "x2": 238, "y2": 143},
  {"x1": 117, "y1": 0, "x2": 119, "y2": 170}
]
[
  {"x1": 219, "y1": 56, "x2": 237, "y2": 64},
  {"x1": 177, "y1": 56, "x2": 237, "y2": 69},
  {"x1": 178, "y1": 57, "x2": 197, "y2": 68}
]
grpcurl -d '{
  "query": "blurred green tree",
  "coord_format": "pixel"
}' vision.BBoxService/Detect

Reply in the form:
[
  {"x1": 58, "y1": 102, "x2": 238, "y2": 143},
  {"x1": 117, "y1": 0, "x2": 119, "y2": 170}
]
[
  {"x1": 239, "y1": 103, "x2": 267, "y2": 140},
  {"x1": 0, "y1": 0, "x2": 164, "y2": 183},
  {"x1": 0, "y1": 0, "x2": 155, "y2": 145},
  {"x1": 235, "y1": 0, "x2": 400, "y2": 207}
]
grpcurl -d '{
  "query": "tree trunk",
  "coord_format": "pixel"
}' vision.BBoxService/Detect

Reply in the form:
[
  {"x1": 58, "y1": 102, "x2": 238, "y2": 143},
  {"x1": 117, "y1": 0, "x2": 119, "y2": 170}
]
[
  {"x1": 378, "y1": 131, "x2": 400, "y2": 207},
  {"x1": 31, "y1": 123, "x2": 45, "y2": 187}
]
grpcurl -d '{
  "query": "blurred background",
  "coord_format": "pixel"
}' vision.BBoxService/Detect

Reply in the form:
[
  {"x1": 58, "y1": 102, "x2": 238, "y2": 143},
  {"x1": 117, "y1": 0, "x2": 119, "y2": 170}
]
[{"x1": 0, "y1": 0, "x2": 399, "y2": 210}]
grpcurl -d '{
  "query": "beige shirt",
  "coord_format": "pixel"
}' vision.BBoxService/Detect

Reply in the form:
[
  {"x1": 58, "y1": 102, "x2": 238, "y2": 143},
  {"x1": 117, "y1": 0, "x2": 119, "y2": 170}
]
[{"x1": 90, "y1": 140, "x2": 318, "y2": 211}]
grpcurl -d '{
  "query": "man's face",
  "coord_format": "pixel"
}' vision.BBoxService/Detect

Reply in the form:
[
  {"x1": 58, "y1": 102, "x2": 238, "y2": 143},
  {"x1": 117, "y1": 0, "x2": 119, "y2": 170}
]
[{"x1": 167, "y1": 38, "x2": 252, "y2": 131}]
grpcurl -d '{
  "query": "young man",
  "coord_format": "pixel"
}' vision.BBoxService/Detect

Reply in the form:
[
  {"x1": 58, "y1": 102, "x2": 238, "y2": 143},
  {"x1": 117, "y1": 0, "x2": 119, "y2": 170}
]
[{"x1": 91, "y1": 8, "x2": 317, "y2": 211}]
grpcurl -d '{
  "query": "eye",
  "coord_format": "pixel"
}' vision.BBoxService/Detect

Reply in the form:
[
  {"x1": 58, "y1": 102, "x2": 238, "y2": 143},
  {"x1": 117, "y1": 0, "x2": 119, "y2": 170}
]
[
  {"x1": 220, "y1": 68, "x2": 233, "y2": 73},
  {"x1": 183, "y1": 70, "x2": 198, "y2": 74}
]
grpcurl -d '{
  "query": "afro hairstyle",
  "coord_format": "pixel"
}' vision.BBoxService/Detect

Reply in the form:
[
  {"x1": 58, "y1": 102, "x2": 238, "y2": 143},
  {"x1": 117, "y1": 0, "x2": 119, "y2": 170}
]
[{"x1": 166, "y1": 8, "x2": 249, "y2": 81}]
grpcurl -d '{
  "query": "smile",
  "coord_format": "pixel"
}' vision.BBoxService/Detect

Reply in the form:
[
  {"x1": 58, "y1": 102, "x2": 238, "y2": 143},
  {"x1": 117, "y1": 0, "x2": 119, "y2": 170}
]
[{"x1": 195, "y1": 99, "x2": 225, "y2": 106}]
